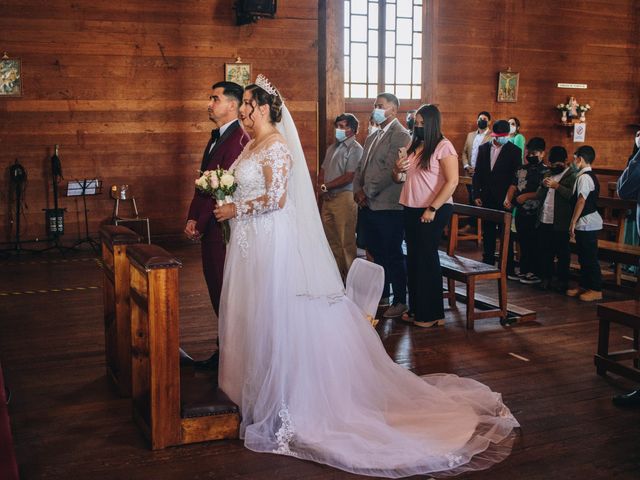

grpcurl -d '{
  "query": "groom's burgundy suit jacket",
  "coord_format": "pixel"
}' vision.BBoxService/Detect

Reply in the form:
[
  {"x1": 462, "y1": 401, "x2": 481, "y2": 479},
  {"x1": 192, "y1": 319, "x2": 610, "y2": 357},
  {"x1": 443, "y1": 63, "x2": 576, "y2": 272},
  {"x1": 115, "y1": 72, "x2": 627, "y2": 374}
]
[
  {"x1": 187, "y1": 119, "x2": 249, "y2": 314},
  {"x1": 187, "y1": 120, "x2": 250, "y2": 240}
]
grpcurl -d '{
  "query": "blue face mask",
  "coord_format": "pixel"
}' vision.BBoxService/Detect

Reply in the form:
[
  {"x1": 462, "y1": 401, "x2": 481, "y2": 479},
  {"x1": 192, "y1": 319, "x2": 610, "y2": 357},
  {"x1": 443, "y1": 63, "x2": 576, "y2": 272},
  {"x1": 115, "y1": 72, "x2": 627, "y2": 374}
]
[
  {"x1": 496, "y1": 136, "x2": 509, "y2": 146},
  {"x1": 372, "y1": 108, "x2": 387, "y2": 125},
  {"x1": 335, "y1": 128, "x2": 347, "y2": 142}
]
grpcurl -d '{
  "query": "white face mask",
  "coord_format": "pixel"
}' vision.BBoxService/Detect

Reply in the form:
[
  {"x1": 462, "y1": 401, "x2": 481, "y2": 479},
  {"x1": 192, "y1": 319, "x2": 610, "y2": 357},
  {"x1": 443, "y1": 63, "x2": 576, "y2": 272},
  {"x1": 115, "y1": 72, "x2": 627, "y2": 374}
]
[
  {"x1": 509, "y1": 125, "x2": 517, "y2": 134},
  {"x1": 635, "y1": 134, "x2": 640, "y2": 149}
]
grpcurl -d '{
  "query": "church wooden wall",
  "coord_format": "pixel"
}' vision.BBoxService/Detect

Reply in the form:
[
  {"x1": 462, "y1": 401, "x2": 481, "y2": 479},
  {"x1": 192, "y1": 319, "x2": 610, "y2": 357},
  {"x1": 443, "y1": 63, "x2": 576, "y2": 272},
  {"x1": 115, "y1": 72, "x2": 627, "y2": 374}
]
[
  {"x1": 346, "y1": 0, "x2": 640, "y2": 172},
  {"x1": 0, "y1": 0, "x2": 319, "y2": 242}
]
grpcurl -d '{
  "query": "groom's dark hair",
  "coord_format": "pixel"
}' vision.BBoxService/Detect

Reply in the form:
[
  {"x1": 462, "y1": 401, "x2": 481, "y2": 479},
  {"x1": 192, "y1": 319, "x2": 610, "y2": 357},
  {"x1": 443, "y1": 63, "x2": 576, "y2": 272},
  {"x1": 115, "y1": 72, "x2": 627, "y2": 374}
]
[{"x1": 212, "y1": 81, "x2": 244, "y2": 105}]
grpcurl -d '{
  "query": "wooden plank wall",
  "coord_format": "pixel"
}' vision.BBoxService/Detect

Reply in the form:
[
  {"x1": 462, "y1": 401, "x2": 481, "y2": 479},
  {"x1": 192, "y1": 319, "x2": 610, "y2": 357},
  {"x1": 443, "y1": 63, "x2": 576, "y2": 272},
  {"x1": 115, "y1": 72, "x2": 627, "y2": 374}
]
[
  {"x1": 0, "y1": 0, "x2": 318, "y2": 242},
  {"x1": 346, "y1": 0, "x2": 640, "y2": 171}
]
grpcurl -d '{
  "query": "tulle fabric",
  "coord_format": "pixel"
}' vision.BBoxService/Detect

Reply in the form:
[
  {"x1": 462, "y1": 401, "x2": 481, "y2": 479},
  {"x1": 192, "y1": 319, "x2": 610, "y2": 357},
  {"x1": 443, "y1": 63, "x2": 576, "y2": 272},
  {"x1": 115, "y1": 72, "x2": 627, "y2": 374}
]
[{"x1": 218, "y1": 177, "x2": 518, "y2": 478}]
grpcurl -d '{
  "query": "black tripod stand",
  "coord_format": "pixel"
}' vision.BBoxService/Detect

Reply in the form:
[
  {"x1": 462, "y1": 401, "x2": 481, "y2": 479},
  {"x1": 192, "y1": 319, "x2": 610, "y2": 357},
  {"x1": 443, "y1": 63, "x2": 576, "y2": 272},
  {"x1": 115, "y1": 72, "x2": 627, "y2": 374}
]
[
  {"x1": 41, "y1": 145, "x2": 73, "y2": 254},
  {"x1": 71, "y1": 179, "x2": 101, "y2": 254},
  {"x1": 0, "y1": 159, "x2": 39, "y2": 256}
]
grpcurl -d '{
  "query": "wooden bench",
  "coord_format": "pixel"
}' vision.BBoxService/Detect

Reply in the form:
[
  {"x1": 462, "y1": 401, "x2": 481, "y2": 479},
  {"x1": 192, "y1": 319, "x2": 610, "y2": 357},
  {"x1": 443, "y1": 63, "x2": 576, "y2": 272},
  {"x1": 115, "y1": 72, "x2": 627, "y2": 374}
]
[
  {"x1": 595, "y1": 300, "x2": 640, "y2": 382},
  {"x1": 127, "y1": 244, "x2": 239, "y2": 450},
  {"x1": 440, "y1": 203, "x2": 511, "y2": 329},
  {"x1": 570, "y1": 237, "x2": 640, "y2": 290},
  {"x1": 456, "y1": 176, "x2": 482, "y2": 245},
  {"x1": 100, "y1": 225, "x2": 141, "y2": 397}
]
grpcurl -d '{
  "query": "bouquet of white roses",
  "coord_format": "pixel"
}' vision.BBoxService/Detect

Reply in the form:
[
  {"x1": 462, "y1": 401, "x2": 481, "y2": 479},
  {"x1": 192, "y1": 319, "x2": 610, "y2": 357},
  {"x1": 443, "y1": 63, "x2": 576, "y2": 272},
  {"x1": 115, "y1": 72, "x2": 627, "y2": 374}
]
[
  {"x1": 556, "y1": 103, "x2": 570, "y2": 112},
  {"x1": 194, "y1": 166, "x2": 237, "y2": 243},
  {"x1": 577, "y1": 103, "x2": 591, "y2": 112}
]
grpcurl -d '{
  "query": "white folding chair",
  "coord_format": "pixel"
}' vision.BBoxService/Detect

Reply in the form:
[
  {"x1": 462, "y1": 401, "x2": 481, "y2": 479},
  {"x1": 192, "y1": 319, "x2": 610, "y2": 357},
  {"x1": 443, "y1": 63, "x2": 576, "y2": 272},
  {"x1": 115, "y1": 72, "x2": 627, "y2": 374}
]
[{"x1": 345, "y1": 258, "x2": 385, "y2": 326}]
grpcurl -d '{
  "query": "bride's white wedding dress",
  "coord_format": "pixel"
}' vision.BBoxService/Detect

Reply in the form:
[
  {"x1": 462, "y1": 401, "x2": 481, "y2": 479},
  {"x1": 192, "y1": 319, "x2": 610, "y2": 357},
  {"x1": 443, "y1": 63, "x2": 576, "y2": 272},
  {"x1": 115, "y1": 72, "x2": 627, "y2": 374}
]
[{"x1": 218, "y1": 119, "x2": 518, "y2": 478}]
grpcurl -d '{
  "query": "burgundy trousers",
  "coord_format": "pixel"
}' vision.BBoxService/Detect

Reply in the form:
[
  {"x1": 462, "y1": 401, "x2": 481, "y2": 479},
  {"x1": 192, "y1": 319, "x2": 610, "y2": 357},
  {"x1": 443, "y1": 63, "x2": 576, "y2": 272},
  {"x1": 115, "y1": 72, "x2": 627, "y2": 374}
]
[{"x1": 201, "y1": 225, "x2": 226, "y2": 316}]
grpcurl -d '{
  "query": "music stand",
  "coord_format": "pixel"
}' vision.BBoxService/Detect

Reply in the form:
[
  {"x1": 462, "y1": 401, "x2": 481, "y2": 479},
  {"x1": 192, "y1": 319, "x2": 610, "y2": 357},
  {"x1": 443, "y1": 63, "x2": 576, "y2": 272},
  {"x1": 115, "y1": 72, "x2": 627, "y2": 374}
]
[{"x1": 68, "y1": 178, "x2": 102, "y2": 253}]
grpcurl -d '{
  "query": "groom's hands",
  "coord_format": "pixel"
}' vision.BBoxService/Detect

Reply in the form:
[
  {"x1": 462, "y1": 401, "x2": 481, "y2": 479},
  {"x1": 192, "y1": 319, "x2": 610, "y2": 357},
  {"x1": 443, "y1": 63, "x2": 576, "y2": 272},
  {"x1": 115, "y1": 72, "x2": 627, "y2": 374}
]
[
  {"x1": 214, "y1": 203, "x2": 237, "y2": 222},
  {"x1": 184, "y1": 220, "x2": 201, "y2": 240}
]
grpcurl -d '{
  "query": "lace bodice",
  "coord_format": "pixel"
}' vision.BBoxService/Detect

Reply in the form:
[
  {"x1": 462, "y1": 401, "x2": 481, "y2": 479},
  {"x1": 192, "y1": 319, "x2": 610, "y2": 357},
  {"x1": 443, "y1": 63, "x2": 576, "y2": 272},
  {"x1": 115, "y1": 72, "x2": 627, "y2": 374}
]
[
  {"x1": 232, "y1": 140, "x2": 292, "y2": 218},
  {"x1": 230, "y1": 140, "x2": 293, "y2": 256}
]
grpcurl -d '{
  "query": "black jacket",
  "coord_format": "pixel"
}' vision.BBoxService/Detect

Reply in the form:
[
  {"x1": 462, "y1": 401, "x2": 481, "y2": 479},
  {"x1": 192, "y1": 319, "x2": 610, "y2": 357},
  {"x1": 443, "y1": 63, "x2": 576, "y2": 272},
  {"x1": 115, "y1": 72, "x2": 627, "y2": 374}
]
[{"x1": 473, "y1": 141, "x2": 522, "y2": 207}]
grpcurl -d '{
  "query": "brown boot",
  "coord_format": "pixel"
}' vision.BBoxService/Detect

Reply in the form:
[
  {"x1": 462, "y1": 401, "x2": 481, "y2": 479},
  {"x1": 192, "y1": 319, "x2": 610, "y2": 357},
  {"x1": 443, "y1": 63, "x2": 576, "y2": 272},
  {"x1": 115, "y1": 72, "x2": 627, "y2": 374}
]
[
  {"x1": 579, "y1": 290, "x2": 603, "y2": 302},
  {"x1": 566, "y1": 287, "x2": 584, "y2": 297}
]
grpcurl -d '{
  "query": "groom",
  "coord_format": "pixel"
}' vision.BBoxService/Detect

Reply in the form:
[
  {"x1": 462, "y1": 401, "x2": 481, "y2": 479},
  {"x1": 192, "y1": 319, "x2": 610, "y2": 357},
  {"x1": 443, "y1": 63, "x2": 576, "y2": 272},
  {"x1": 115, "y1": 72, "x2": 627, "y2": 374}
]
[{"x1": 185, "y1": 81, "x2": 250, "y2": 369}]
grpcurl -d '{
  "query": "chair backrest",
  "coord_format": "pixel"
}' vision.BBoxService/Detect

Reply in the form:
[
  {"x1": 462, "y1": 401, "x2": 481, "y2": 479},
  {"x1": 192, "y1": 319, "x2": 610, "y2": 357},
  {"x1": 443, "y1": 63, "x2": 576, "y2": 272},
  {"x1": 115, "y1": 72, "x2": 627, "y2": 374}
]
[
  {"x1": 345, "y1": 258, "x2": 385, "y2": 318},
  {"x1": 448, "y1": 203, "x2": 512, "y2": 272}
]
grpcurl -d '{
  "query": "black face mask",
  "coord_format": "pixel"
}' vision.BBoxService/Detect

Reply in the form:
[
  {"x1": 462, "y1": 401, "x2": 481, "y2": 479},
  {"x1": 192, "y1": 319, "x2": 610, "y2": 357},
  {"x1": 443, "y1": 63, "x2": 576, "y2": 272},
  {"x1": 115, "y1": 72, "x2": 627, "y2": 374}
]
[
  {"x1": 407, "y1": 118, "x2": 415, "y2": 131},
  {"x1": 526, "y1": 155, "x2": 540, "y2": 165},
  {"x1": 550, "y1": 163, "x2": 566, "y2": 174},
  {"x1": 477, "y1": 119, "x2": 488, "y2": 130},
  {"x1": 413, "y1": 127, "x2": 424, "y2": 140}
]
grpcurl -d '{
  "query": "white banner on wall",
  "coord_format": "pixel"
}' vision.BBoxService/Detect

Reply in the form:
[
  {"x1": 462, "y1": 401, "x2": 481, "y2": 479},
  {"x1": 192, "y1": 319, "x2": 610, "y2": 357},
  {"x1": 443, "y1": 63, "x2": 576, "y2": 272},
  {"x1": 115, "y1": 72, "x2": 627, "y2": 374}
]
[{"x1": 573, "y1": 123, "x2": 587, "y2": 142}]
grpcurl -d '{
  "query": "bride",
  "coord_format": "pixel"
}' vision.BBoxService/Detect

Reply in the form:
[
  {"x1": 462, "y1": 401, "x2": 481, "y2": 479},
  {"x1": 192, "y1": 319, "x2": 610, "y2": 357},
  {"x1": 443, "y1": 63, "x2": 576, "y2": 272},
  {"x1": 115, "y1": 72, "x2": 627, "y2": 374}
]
[{"x1": 213, "y1": 75, "x2": 519, "y2": 478}]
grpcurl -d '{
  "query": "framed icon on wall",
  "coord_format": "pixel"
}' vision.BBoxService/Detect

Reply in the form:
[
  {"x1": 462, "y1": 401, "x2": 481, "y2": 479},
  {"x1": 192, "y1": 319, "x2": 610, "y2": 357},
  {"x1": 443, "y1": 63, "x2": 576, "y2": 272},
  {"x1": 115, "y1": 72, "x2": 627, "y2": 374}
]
[
  {"x1": 497, "y1": 71, "x2": 519, "y2": 103},
  {"x1": 1, "y1": 53, "x2": 22, "y2": 97}
]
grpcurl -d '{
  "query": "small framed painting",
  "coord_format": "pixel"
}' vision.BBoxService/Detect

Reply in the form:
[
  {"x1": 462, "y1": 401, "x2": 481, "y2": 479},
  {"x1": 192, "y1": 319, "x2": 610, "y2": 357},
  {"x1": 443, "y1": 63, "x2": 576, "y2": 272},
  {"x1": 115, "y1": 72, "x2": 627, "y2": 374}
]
[
  {"x1": 0, "y1": 54, "x2": 22, "y2": 97},
  {"x1": 497, "y1": 71, "x2": 519, "y2": 103},
  {"x1": 224, "y1": 62, "x2": 252, "y2": 87}
]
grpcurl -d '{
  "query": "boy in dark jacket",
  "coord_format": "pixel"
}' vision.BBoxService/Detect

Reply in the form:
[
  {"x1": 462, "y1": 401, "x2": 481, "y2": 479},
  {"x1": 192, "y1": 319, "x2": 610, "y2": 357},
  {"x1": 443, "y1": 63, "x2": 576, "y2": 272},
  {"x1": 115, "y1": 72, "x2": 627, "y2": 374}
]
[
  {"x1": 535, "y1": 146, "x2": 578, "y2": 291},
  {"x1": 504, "y1": 137, "x2": 548, "y2": 284}
]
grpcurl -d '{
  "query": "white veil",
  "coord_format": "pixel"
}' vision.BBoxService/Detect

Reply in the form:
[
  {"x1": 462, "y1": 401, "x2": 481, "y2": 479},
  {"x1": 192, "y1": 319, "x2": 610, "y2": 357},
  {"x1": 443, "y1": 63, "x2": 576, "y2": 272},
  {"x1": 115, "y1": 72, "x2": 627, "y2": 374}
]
[{"x1": 276, "y1": 103, "x2": 345, "y2": 300}]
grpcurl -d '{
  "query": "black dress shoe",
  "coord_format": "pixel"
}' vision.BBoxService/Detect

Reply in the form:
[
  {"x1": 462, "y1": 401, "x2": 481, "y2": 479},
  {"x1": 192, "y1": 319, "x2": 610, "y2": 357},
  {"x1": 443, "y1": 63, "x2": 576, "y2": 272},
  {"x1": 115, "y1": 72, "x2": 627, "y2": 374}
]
[
  {"x1": 179, "y1": 348, "x2": 195, "y2": 366},
  {"x1": 613, "y1": 389, "x2": 640, "y2": 407},
  {"x1": 194, "y1": 351, "x2": 219, "y2": 370}
]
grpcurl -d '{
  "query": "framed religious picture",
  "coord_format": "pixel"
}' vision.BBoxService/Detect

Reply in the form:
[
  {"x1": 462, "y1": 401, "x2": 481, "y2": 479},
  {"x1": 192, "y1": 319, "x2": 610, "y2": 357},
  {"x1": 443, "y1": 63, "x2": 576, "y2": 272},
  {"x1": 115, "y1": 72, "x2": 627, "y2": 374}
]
[
  {"x1": 224, "y1": 61, "x2": 252, "y2": 87},
  {"x1": 497, "y1": 71, "x2": 519, "y2": 103},
  {"x1": 0, "y1": 53, "x2": 22, "y2": 97}
]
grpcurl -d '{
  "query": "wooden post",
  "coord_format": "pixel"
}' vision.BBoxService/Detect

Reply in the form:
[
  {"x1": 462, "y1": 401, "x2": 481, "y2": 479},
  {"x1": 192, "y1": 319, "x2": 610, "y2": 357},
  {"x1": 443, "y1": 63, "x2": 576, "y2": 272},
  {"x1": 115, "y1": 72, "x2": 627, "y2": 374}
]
[
  {"x1": 127, "y1": 244, "x2": 182, "y2": 450},
  {"x1": 100, "y1": 225, "x2": 141, "y2": 397},
  {"x1": 126, "y1": 244, "x2": 240, "y2": 450}
]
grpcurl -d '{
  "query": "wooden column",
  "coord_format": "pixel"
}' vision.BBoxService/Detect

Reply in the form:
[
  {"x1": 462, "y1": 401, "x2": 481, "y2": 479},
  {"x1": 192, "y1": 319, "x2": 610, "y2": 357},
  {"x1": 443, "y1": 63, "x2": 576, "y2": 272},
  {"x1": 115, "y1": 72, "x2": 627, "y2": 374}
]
[
  {"x1": 100, "y1": 225, "x2": 141, "y2": 397},
  {"x1": 127, "y1": 244, "x2": 239, "y2": 450}
]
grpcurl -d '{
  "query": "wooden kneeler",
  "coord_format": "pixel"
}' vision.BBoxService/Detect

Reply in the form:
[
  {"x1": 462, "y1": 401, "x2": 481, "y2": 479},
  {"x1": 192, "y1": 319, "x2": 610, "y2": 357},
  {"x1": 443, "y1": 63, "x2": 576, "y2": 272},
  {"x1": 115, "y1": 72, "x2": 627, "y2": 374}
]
[
  {"x1": 100, "y1": 225, "x2": 142, "y2": 397},
  {"x1": 126, "y1": 244, "x2": 240, "y2": 450}
]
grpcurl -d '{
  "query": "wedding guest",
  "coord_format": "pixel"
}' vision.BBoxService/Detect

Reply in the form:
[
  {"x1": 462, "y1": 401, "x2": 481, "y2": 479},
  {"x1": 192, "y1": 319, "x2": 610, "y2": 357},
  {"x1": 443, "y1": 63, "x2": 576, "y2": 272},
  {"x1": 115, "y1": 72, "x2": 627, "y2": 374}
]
[
  {"x1": 318, "y1": 113, "x2": 363, "y2": 279},
  {"x1": 628, "y1": 129, "x2": 640, "y2": 163},
  {"x1": 613, "y1": 146, "x2": 640, "y2": 407},
  {"x1": 461, "y1": 111, "x2": 491, "y2": 228},
  {"x1": 504, "y1": 137, "x2": 548, "y2": 284},
  {"x1": 461, "y1": 112, "x2": 492, "y2": 178},
  {"x1": 393, "y1": 104, "x2": 458, "y2": 328},
  {"x1": 406, "y1": 109, "x2": 417, "y2": 131},
  {"x1": 535, "y1": 146, "x2": 577, "y2": 291},
  {"x1": 567, "y1": 146, "x2": 603, "y2": 301},
  {"x1": 472, "y1": 120, "x2": 521, "y2": 266},
  {"x1": 184, "y1": 81, "x2": 250, "y2": 369},
  {"x1": 353, "y1": 93, "x2": 411, "y2": 316},
  {"x1": 507, "y1": 117, "x2": 526, "y2": 162}
]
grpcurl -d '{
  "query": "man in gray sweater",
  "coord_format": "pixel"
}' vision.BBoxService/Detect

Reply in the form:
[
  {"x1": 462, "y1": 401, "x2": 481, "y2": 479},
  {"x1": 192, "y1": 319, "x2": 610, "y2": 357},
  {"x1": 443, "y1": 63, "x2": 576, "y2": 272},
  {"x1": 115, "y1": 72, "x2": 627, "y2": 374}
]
[{"x1": 353, "y1": 93, "x2": 411, "y2": 318}]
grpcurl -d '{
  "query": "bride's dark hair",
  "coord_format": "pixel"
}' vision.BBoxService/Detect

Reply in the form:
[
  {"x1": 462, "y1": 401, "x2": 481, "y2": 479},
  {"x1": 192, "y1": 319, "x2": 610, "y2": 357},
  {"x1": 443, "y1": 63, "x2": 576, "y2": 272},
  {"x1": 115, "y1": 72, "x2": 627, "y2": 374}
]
[{"x1": 244, "y1": 84, "x2": 283, "y2": 124}]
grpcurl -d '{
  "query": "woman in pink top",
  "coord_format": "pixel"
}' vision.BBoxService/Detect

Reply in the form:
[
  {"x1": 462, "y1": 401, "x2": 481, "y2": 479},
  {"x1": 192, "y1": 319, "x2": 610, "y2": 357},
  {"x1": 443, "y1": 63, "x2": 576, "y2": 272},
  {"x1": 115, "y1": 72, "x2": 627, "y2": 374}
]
[{"x1": 392, "y1": 104, "x2": 459, "y2": 327}]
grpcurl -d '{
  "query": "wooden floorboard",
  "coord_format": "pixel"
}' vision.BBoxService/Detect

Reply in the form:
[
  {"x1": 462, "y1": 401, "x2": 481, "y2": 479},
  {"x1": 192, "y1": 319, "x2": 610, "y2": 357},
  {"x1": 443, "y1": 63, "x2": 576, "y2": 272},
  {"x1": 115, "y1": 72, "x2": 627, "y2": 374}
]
[{"x1": 1, "y1": 241, "x2": 639, "y2": 479}]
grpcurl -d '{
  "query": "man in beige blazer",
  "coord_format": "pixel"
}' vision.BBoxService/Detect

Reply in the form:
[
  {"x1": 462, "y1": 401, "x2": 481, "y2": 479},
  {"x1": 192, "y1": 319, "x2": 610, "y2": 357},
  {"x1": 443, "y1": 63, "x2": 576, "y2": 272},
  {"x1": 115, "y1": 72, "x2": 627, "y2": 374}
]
[{"x1": 460, "y1": 111, "x2": 492, "y2": 214}]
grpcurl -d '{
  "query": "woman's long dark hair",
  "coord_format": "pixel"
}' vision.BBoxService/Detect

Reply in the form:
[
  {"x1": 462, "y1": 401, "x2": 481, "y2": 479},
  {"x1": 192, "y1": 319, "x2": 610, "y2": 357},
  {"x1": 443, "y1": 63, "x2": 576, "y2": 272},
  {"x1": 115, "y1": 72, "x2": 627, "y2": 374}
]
[{"x1": 408, "y1": 104, "x2": 444, "y2": 169}]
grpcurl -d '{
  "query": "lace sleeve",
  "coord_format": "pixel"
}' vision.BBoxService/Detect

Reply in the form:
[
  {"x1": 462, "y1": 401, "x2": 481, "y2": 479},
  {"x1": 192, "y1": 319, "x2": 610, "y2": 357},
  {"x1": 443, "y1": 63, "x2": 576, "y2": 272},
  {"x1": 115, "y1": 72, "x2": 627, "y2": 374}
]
[{"x1": 236, "y1": 143, "x2": 291, "y2": 218}]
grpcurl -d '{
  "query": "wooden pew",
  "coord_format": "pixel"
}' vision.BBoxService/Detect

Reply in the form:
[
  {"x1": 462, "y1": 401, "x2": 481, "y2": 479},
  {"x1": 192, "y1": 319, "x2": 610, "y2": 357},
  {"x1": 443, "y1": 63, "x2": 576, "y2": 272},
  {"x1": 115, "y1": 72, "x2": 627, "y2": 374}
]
[
  {"x1": 100, "y1": 225, "x2": 141, "y2": 397},
  {"x1": 596, "y1": 196, "x2": 637, "y2": 286},
  {"x1": 127, "y1": 244, "x2": 239, "y2": 450},
  {"x1": 456, "y1": 176, "x2": 482, "y2": 245},
  {"x1": 440, "y1": 203, "x2": 511, "y2": 329},
  {"x1": 595, "y1": 300, "x2": 640, "y2": 382}
]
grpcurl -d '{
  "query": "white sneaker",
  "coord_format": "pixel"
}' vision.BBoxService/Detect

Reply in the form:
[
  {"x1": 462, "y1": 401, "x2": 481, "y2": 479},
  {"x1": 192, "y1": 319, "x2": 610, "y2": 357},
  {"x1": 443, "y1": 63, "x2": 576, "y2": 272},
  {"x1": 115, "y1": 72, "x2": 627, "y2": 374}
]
[{"x1": 520, "y1": 273, "x2": 541, "y2": 285}]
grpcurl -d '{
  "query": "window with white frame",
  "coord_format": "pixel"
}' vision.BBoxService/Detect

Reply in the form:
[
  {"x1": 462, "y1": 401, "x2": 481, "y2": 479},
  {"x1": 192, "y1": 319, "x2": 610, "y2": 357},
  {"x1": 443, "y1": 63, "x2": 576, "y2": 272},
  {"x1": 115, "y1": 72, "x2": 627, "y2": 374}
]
[{"x1": 344, "y1": 0, "x2": 423, "y2": 99}]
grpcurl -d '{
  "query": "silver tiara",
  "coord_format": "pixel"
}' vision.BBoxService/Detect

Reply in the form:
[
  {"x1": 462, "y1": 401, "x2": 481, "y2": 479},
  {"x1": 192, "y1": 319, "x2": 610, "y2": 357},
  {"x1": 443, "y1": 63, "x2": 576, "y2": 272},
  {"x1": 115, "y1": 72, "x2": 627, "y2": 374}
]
[{"x1": 255, "y1": 74, "x2": 279, "y2": 97}]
